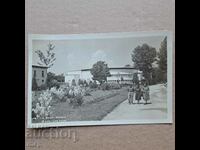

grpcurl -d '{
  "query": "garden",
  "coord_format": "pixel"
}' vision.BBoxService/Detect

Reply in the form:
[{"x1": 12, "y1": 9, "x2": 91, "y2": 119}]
[{"x1": 32, "y1": 81, "x2": 128, "y2": 123}]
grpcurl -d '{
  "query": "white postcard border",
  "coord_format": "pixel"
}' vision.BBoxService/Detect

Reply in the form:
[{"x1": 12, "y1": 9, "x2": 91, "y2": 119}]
[{"x1": 27, "y1": 31, "x2": 173, "y2": 128}]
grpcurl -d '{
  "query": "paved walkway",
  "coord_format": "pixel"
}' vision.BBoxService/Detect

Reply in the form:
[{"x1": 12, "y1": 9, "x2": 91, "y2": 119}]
[{"x1": 103, "y1": 84, "x2": 167, "y2": 120}]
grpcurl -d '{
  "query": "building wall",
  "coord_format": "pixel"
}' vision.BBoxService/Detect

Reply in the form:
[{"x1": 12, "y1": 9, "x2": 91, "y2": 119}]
[
  {"x1": 32, "y1": 67, "x2": 47, "y2": 86},
  {"x1": 65, "y1": 68, "x2": 140, "y2": 84}
]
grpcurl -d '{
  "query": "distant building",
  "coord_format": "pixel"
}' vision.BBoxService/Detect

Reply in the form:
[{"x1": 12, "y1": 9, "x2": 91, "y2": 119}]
[
  {"x1": 32, "y1": 65, "x2": 48, "y2": 86},
  {"x1": 65, "y1": 67, "x2": 142, "y2": 85}
]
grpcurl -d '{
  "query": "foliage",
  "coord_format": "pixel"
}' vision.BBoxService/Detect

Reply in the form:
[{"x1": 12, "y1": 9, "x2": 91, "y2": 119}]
[
  {"x1": 35, "y1": 42, "x2": 56, "y2": 68},
  {"x1": 157, "y1": 37, "x2": 167, "y2": 83},
  {"x1": 90, "y1": 61, "x2": 111, "y2": 84},
  {"x1": 46, "y1": 72, "x2": 60, "y2": 89},
  {"x1": 132, "y1": 44, "x2": 157, "y2": 83},
  {"x1": 68, "y1": 86, "x2": 84, "y2": 107},
  {"x1": 132, "y1": 73, "x2": 139, "y2": 84},
  {"x1": 32, "y1": 90, "x2": 53, "y2": 120},
  {"x1": 89, "y1": 80, "x2": 98, "y2": 89},
  {"x1": 109, "y1": 82, "x2": 121, "y2": 89},
  {"x1": 101, "y1": 83, "x2": 110, "y2": 90},
  {"x1": 55, "y1": 74, "x2": 65, "y2": 82},
  {"x1": 50, "y1": 87, "x2": 66, "y2": 102},
  {"x1": 38, "y1": 84, "x2": 47, "y2": 91}
]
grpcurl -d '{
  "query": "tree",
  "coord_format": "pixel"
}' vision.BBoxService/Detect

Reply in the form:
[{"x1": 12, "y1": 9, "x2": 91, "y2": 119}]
[
  {"x1": 158, "y1": 37, "x2": 167, "y2": 82},
  {"x1": 131, "y1": 44, "x2": 157, "y2": 84},
  {"x1": 90, "y1": 61, "x2": 111, "y2": 85},
  {"x1": 132, "y1": 73, "x2": 139, "y2": 84},
  {"x1": 35, "y1": 42, "x2": 56, "y2": 68},
  {"x1": 46, "y1": 72, "x2": 58, "y2": 89}
]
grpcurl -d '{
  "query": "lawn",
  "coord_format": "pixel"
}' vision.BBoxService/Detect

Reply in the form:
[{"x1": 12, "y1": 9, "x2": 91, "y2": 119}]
[{"x1": 49, "y1": 87, "x2": 128, "y2": 121}]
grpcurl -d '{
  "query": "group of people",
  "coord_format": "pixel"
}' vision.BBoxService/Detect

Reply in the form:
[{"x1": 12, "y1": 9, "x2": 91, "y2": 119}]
[{"x1": 128, "y1": 81, "x2": 150, "y2": 105}]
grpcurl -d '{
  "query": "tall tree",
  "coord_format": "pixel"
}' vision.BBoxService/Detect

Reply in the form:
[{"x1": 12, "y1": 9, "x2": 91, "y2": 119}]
[
  {"x1": 90, "y1": 61, "x2": 111, "y2": 85},
  {"x1": 131, "y1": 44, "x2": 157, "y2": 84},
  {"x1": 158, "y1": 37, "x2": 167, "y2": 82},
  {"x1": 132, "y1": 73, "x2": 139, "y2": 84},
  {"x1": 35, "y1": 42, "x2": 56, "y2": 68}
]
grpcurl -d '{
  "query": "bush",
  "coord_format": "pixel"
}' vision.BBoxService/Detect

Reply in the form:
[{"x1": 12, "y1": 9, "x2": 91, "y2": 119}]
[
  {"x1": 84, "y1": 88, "x2": 91, "y2": 96},
  {"x1": 38, "y1": 84, "x2": 48, "y2": 91},
  {"x1": 32, "y1": 90, "x2": 53, "y2": 120},
  {"x1": 75, "y1": 93, "x2": 83, "y2": 106},
  {"x1": 89, "y1": 81, "x2": 98, "y2": 89},
  {"x1": 50, "y1": 87, "x2": 68, "y2": 102},
  {"x1": 101, "y1": 83, "x2": 110, "y2": 90},
  {"x1": 109, "y1": 83, "x2": 121, "y2": 89}
]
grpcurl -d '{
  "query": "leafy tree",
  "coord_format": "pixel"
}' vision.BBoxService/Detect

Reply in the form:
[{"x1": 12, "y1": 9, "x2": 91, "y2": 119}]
[
  {"x1": 158, "y1": 37, "x2": 167, "y2": 82},
  {"x1": 90, "y1": 61, "x2": 111, "y2": 85},
  {"x1": 46, "y1": 72, "x2": 57, "y2": 89},
  {"x1": 132, "y1": 44, "x2": 157, "y2": 84},
  {"x1": 35, "y1": 42, "x2": 56, "y2": 68},
  {"x1": 132, "y1": 73, "x2": 139, "y2": 84}
]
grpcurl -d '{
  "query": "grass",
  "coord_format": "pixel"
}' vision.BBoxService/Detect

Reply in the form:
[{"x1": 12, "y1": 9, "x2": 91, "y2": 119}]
[{"x1": 48, "y1": 88, "x2": 128, "y2": 121}]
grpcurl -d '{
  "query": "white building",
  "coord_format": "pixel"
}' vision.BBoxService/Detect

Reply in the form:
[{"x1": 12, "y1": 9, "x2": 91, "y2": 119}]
[{"x1": 65, "y1": 67, "x2": 142, "y2": 85}]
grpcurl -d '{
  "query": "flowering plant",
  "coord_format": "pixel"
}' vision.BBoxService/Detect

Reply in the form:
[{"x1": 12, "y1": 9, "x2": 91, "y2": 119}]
[
  {"x1": 50, "y1": 87, "x2": 66, "y2": 100},
  {"x1": 32, "y1": 90, "x2": 52, "y2": 121}
]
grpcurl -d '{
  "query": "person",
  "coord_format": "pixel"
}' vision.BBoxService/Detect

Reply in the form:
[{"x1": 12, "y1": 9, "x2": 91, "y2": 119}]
[
  {"x1": 135, "y1": 84, "x2": 142, "y2": 104},
  {"x1": 128, "y1": 85, "x2": 134, "y2": 104},
  {"x1": 143, "y1": 83, "x2": 150, "y2": 104},
  {"x1": 140, "y1": 82, "x2": 144, "y2": 101}
]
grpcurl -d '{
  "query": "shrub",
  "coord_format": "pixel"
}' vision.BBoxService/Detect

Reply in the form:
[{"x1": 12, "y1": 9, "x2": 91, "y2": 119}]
[
  {"x1": 109, "y1": 83, "x2": 121, "y2": 89},
  {"x1": 32, "y1": 90, "x2": 53, "y2": 120},
  {"x1": 38, "y1": 84, "x2": 47, "y2": 91},
  {"x1": 101, "y1": 83, "x2": 110, "y2": 90},
  {"x1": 89, "y1": 81, "x2": 98, "y2": 89},
  {"x1": 84, "y1": 88, "x2": 91, "y2": 96},
  {"x1": 50, "y1": 87, "x2": 68, "y2": 102}
]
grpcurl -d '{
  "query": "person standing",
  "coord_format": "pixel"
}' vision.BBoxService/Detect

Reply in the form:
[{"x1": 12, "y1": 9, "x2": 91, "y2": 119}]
[
  {"x1": 128, "y1": 85, "x2": 134, "y2": 104},
  {"x1": 143, "y1": 83, "x2": 150, "y2": 104},
  {"x1": 135, "y1": 84, "x2": 142, "y2": 104}
]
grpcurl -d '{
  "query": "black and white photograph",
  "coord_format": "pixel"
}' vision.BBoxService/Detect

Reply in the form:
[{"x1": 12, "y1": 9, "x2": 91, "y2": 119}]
[{"x1": 28, "y1": 31, "x2": 173, "y2": 128}]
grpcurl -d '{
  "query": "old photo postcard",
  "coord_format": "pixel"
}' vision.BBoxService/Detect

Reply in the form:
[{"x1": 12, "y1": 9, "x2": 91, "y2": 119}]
[{"x1": 27, "y1": 31, "x2": 173, "y2": 128}]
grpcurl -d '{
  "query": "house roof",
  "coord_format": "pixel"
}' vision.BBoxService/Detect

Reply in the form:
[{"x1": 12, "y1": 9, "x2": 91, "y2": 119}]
[
  {"x1": 32, "y1": 65, "x2": 49, "y2": 69},
  {"x1": 81, "y1": 67, "x2": 136, "y2": 71}
]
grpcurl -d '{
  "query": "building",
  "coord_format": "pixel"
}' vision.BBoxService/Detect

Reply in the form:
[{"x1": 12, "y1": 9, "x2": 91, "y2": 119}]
[
  {"x1": 32, "y1": 65, "x2": 48, "y2": 86},
  {"x1": 65, "y1": 67, "x2": 142, "y2": 85}
]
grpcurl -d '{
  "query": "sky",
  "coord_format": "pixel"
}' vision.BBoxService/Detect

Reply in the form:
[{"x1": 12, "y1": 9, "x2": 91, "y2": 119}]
[{"x1": 32, "y1": 36, "x2": 165, "y2": 75}]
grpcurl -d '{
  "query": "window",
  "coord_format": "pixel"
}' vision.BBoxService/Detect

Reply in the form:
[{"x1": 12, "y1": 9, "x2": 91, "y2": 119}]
[
  {"x1": 34, "y1": 70, "x2": 36, "y2": 77},
  {"x1": 42, "y1": 71, "x2": 44, "y2": 77}
]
